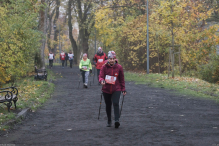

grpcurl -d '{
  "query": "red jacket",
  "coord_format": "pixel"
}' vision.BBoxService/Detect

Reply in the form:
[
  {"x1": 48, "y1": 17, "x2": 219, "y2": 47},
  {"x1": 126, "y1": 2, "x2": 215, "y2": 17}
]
[
  {"x1": 93, "y1": 52, "x2": 108, "y2": 69},
  {"x1": 99, "y1": 62, "x2": 125, "y2": 94},
  {"x1": 60, "y1": 53, "x2": 66, "y2": 61}
]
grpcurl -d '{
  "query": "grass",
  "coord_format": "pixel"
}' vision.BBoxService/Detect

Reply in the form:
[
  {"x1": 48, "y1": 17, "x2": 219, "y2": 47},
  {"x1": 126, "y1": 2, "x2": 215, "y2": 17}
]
[
  {"x1": 0, "y1": 69, "x2": 56, "y2": 131},
  {"x1": 125, "y1": 72, "x2": 219, "y2": 102}
]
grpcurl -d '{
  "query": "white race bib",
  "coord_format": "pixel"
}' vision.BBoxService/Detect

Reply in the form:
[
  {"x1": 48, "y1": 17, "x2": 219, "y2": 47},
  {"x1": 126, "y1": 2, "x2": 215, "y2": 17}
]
[
  {"x1": 105, "y1": 75, "x2": 116, "y2": 85},
  {"x1": 98, "y1": 59, "x2": 103, "y2": 62},
  {"x1": 82, "y1": 66, "x2": 87, "y2": 70}
]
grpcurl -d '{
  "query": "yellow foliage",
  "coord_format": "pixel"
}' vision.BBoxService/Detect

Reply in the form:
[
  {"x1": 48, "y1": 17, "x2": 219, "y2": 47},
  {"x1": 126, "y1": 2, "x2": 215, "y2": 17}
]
[{"x1": 0, "y1": 0, "x2": 42, "y2": 83}]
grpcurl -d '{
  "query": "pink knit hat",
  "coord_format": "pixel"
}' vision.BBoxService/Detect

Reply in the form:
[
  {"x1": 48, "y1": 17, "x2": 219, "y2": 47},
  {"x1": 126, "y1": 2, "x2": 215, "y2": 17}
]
[{"x1": 108, "y1": 51, "x2": 116, "y2": 59}]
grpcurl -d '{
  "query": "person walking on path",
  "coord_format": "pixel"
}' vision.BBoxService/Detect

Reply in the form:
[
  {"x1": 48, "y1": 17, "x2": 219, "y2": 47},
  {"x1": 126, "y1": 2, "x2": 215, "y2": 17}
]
[
  {"x1": 93, "y1": 47, "x2": 108, "y2": 84},
  {"x1": 68, "y1": 51, "x2": 74, "y2": 68},
  {"x1": 99, "y1": 51, "x2": 126, "y2": 128},
  {"x1": 65, "y1": 52, "x2": 69, "y2": 67},
  {"x1": 48, "y1": 51, "x2": 55, "y2": 68},
  {"x1": 79, "y1": 53, "x2": 92, "y2": 88},
  {"x1": 60, "y1": 51, "x2": 66, "y2": 68}
]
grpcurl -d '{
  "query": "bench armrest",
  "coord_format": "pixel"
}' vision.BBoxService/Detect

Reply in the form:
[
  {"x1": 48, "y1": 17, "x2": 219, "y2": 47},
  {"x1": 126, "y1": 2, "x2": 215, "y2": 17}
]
[
  {"x1": 0, "y1": 87, "x2": 18, "y2": 96},
  {"x1": 0, "y1": 90, "x2": 13, "y2": 101}
]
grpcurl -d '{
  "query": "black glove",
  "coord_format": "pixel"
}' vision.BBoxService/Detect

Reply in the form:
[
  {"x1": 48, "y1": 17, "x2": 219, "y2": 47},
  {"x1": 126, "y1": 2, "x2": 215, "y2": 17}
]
[
  {"x1": 90, "y1": 70, "x2": 92, "y2": 73},
  {"x1": 122, "y1": 90, "x2": 127, "y2": 94}
]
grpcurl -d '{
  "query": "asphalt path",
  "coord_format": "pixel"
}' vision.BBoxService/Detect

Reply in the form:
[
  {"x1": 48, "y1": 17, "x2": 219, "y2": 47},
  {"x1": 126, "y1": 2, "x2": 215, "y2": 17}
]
[{"x1": 0, "y1": 66, "x2": 219, "y2": 146}]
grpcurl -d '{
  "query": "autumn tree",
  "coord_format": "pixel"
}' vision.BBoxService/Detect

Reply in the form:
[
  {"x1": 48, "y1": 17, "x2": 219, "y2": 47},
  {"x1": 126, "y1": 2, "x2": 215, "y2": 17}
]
[
  {"x1": 0, "y1": 0, "x2": 42, "y2": 83},
  {"x1": 68, "y1": 0, "x2": 100, "y2": 64}
]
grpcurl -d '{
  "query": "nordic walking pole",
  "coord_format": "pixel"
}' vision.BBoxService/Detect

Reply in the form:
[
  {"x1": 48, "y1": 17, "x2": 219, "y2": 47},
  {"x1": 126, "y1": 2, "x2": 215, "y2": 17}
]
[
  {"x1": 120, "y1": 94, "x2": 125, "y2": 117},
  {"x1": 98, "y1": 92, "x2": 103, "y2": 120},
  {"x1": 78, "y1": 73, "x2": 81, "y2": 89},
  {"x1": 93, "y1": 67, "x2": 95, "y2": 84}
]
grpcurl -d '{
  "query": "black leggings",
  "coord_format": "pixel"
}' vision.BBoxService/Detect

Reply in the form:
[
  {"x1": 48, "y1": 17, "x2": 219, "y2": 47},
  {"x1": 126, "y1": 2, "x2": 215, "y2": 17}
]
[
  {"x1": 103, "y1": 91, "x2": 121, "y2": 122},
  {"x1": 97, "y1": 69, "x2": 100, "y2": 81},
  {"x1": 62, "y1": 60, "x2": 65, "y2": 67},
  {"x1": 49, "y1": 60, "x2": 53, "y2": 67},
  {"x1": 69, "y1": 60, "x2": 73, "y2": 68}
]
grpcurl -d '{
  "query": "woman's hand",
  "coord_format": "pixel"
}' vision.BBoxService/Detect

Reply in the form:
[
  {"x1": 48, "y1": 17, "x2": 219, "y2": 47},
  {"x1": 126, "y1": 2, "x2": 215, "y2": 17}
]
[
  {"x1": 122, "y1": 91, "x2": 126, "y2": 96},
  {"x1": 101, "y1": 80, "x2": 105, "y2": 86}
]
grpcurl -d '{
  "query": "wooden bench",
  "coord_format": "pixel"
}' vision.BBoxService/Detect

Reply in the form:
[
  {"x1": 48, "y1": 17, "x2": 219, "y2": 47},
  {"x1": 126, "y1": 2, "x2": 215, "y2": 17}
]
[
  {"x1": 34, "y1": 66, "x2": 47, "y2": 81},
  {"x1": 0, "y1": 87, "x2": 18, "y2": 112}
]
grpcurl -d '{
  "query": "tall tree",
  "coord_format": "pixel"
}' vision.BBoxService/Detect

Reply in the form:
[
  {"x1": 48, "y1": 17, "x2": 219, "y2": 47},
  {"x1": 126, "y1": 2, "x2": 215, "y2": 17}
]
[
  {"x1": 68, "y1": 0, "x2": 79, "y2": 64},
  {"x1": 68, "y1": 0, "x2": 95, "y2": 63},
  {"x1": 53, "y1": 0, "x2": 60, "y2": 55},
  {"x1": 47, "y1": 0, "x2": 56, "y2": 53},
  {"x1": 39, "y1": 0, "x2": 48, "y2": 68}
]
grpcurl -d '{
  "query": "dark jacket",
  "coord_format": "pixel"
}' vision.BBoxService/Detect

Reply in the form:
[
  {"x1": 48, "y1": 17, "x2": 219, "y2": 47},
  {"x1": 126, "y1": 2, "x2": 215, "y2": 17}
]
[
  {"x1": 99, "y1": 62, "x2": 125, "y2": 94},
  {"x1": 65, "y1": 53, "x2": 69, "y2": 60}
]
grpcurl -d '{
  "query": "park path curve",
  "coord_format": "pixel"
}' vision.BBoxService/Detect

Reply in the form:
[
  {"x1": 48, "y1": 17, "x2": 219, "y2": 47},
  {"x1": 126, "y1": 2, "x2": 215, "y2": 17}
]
[{"x1": 0, "y1": 66, "x2": 219, "y2": 146}]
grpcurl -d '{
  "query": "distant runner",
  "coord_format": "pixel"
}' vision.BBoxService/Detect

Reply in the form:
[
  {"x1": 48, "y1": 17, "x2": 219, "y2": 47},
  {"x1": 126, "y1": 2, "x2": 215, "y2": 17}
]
[
  {"x1": 93, "y1": 47, "x2": 108, "y2": 84},
  {"x1": 48, "y1": 51, "x2": 55, "y2": 68},
  {"x1": 60, "y1": 51, "x2": 66, "y2": 68},
  {"x1": 79, "y1": 53, "x2": 92, "y2": 88},
  {"x1": 68, "y1": 51, "x2": 74, "y2": 68},
  {"x1": 99, "y1": 51, "x2": 126, "y2": 128}
]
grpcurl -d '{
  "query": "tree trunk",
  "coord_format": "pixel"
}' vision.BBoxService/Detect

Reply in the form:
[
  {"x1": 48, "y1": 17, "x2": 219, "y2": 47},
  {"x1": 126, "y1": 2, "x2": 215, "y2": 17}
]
[
  {"x1": 39, "y1": 0, "x2": 48, "y2": 68},
  {"x1": 47, "y1": 8, "x2": 55, "y2": 53},
  {"x1": 68, "y1": 0, "x2": 79, "y2": 64},
  {"x1": 53, "y1": 0, "x2": 60, "y2": 55}
]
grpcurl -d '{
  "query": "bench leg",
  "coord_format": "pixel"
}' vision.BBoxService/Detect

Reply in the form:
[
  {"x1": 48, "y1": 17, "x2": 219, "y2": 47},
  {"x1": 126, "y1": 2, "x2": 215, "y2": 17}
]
[
  {"x1": 13, "y1": 99, "x2": 17, "y2": 109},
  {"x1": 6, "y1": 102, "x2": 12, "y2": 112}
]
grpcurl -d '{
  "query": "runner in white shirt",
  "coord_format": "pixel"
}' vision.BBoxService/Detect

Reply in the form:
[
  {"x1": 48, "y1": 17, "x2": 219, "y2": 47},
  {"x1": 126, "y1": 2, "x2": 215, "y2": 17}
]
[
  {"x1": 48, "y1": 51, "x2": 55, "y2": 68},
  {"x1": 68, "y1": 51, "x2": 74, "y2": 68}
]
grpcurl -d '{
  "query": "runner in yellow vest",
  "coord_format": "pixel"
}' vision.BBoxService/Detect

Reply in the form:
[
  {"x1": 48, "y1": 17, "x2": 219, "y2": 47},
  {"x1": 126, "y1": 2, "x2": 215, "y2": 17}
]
[{"x1": 79, "y1": 53, "x2": 92, "y2": 88}]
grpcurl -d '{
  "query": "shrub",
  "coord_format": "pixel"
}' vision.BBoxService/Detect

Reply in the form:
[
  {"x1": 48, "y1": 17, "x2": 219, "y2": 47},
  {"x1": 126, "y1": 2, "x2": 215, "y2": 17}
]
[{"x1": 198, "y1": 55, "x2": 219, "y2": 83}]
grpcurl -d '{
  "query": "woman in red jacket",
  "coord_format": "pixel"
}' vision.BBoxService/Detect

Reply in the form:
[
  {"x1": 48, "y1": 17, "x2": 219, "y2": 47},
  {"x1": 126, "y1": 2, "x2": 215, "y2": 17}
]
[
  {"x1": 99, "y1": 51, "x2": 126, "y2": 128},
  {"x1": 93, "y1": 47, "x2": 108, "y2": 84}
]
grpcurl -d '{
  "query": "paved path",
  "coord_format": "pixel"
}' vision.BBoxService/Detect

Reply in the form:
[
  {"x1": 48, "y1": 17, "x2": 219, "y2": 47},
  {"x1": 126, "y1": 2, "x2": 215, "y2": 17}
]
[{"x1": 0, "y1": 66, "x2": 219, "y2": 146}]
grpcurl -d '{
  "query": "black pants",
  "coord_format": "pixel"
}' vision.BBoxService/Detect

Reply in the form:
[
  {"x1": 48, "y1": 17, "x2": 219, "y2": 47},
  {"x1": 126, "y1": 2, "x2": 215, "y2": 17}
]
[
  {"x1": 65, "y1": 60, "x2": 68, "y2": 66},
  {"x1": 103, "y1": 91, "x2": 121, "y2": 122},
  {"x1": 62, "y1": 60, "x2": 65, "y2": 67},
  {"x1": 69, "y1": 60, "x2": 73, "y2": 68},
  {"x1": 81, "y1": 71, "x2": 85, "y2": 83},
  {"x1": 49, "y1": 60, "x2": 53, "y2": 67},
  {"x1": 97, "y1": 69, "x2": 100, "y2": 81}
]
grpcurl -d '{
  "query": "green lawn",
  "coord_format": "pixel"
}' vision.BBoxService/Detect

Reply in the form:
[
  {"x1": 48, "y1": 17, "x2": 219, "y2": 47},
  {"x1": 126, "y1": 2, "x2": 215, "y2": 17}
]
[
  {"x1": 0, "y1": 69, "x2": 55, "y2": 131},
  {"x1": 125, "y1": 72, "x2": 219, "y2": 102}
]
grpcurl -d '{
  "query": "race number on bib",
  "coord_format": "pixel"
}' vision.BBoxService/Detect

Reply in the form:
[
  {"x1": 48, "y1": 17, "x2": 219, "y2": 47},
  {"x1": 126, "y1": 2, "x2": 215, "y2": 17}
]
[
  {"x1": 98, "y1": 59, "x2": 103, "y2": 62},
  {"x1": 82, "y1": 66, "x2": 87, "y2": 70},
  {"x1": 105, "y1": 75, "x2": 116, "y2": 85}
]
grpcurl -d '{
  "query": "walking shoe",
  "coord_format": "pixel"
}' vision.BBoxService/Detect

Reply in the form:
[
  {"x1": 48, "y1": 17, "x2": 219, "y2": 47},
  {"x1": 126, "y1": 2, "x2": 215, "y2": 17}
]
[
  {"x1": 107, "y1": 121, "x2": 112, "y2": 127},
  {"x1": 84, "y1": 83, "x2": 88, "y2": 88},
  {"x1": 115, "y1": 121, "x2": 120, "y2": 128}
]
